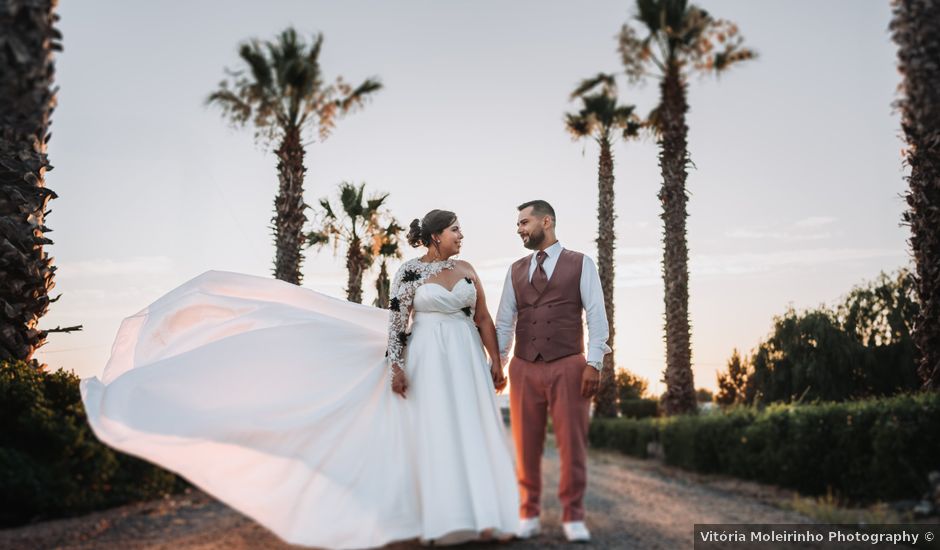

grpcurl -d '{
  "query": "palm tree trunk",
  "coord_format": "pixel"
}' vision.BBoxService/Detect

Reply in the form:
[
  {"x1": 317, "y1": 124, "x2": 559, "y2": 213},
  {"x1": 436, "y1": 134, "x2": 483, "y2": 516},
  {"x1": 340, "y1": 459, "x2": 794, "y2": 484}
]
[
  {"x1": 272, "y1": 125, "x2": 308, "y2": 285},
  {"x1": 375, "y1": 260, "x2": 390, "y2": 308},
  {"x1": 593, "y1": 136, "x2": 618, "y2": 417},
  {"x1": 0, "y1": 0, "x2": 81, "y2": 366},
  {"x1": 892, "y1": 0, "x2": 940, "y2": 390},
  {"x1": 345, "y1": 239, "x2": 365, "y2": 303},
  {"x1": 658, "y1": 62, "x2": 697, "y2": 415}
]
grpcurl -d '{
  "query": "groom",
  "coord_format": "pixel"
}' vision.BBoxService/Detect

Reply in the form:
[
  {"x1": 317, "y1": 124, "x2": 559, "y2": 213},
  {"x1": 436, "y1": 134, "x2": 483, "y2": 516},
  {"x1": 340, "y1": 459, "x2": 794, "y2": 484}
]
[{"x1": 495, "y1": 200, "x2": 610, "y2": 543}]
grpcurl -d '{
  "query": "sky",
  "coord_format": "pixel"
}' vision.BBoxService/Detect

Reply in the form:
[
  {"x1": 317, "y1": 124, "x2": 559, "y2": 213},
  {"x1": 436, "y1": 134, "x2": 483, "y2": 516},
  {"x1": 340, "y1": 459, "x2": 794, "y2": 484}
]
[{"x1": 42, "y1": 0, "x2": 911, "y2": 396}]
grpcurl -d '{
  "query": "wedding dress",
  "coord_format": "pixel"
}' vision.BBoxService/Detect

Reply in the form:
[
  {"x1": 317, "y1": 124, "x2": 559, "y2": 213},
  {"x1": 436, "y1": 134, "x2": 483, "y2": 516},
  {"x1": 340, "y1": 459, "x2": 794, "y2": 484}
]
[{"x1": 79, "y1": 266, "x2": 520, "y2": 549}]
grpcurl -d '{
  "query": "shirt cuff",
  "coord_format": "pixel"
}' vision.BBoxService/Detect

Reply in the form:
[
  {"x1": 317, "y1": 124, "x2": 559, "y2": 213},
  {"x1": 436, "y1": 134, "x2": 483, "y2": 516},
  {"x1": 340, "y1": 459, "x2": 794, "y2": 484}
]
[
  {"x1": 586, "y1": 343, "x2": 611, "y2": 364},
  {"x1": 587, "y1": 360, "x2": 603, "y2": 371}
]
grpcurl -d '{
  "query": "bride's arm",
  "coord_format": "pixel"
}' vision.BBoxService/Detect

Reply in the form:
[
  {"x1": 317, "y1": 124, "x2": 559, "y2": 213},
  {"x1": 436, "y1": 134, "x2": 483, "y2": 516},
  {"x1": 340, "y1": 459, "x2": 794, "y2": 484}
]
[
  {"x1": 461, "y1": 262, "x2": 507, "y2": 392},
  {"x1": 386, "y1": 263, "x2": 413, "y2": 397}
]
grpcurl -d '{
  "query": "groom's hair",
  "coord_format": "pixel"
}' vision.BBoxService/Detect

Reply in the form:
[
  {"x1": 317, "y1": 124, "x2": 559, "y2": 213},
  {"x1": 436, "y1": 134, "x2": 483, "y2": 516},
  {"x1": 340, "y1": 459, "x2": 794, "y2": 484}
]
[{"x1": 517, "y1": 200, "x2": 556, "y2": 224}]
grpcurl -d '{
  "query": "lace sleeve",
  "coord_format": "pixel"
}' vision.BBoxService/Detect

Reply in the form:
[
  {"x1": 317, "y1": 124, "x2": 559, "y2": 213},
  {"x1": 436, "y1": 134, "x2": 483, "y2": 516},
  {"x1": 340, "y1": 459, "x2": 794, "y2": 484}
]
[{"x1": 385, "y1": 262, "x2": 416, "y2": 376}]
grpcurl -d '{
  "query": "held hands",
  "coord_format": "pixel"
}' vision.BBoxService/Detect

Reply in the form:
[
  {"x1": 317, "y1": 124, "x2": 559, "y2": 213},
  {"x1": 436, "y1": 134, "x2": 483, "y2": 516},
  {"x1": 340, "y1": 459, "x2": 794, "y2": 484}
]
[
  {"x1": 391, "y1": 363, "x2": 409, "y2": 399},
  {"x1": 580, "y1": 363, "x2": 601, "y2": 399},
  {"x1": 490, "y1": 362, "x2": 507, "y2": 394}
]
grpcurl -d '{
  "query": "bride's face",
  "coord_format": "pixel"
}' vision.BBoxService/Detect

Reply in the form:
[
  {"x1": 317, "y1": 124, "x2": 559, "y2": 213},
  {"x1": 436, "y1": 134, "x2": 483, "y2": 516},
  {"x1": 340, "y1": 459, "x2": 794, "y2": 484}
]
[{"x1": 433, "y1": 220, "x2": 463, "y2": 257}]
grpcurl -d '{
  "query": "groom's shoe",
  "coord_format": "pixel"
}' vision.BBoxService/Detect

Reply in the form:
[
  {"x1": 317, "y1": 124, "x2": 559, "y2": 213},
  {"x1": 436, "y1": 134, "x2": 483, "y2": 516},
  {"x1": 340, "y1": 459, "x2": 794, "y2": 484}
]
[
  {"x1": 562, "y1": 521, "x2": 591, "y2": 543},
  {"x1": 515, "y1": 517, "x2": 541, "y2": 539}
]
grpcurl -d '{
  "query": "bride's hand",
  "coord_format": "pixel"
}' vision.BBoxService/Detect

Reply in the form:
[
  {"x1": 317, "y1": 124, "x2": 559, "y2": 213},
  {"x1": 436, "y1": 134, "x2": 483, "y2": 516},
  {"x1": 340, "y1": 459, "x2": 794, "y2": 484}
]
[
  {"x1": 391, "y1": 364, "x2": 408, "y2": 398},
  {"x1": 490, "y1": 363, "x2": 507, "y2": 394}
]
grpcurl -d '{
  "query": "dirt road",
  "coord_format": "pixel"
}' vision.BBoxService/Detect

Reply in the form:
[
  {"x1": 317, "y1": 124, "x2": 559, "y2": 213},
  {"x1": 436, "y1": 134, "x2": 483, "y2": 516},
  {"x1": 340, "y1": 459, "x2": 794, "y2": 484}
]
[{"x1": 0, "y1": 439, "x2": 815, "y2": 549}]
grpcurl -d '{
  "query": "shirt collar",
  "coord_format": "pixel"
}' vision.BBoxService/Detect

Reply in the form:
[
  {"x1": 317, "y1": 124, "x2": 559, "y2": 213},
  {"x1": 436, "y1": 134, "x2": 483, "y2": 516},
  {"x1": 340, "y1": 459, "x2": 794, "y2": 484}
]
[{"x1": 534, "y1": 240, "x2": 563, "y2": 260}]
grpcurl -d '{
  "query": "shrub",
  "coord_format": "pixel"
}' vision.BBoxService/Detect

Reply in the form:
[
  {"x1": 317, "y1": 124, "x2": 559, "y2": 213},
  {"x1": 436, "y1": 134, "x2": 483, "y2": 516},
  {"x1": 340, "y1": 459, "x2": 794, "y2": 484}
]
[
  {"x1": 0, "y1": 359, "x2": 187, "y2": 526},
  {"x1": 590, "y1": 391, "x2": 940, "y2": 503}
]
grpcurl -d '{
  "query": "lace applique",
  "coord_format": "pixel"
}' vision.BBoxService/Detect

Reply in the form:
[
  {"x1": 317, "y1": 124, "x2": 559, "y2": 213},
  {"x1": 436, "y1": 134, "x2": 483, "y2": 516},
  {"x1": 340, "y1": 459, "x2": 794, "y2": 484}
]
[
  {"x1": 461, "y1": 277, "x2": 475, "y2": 318},
  {"x1": 385, "y1": 257, "x2": 456, "y2": 381}
]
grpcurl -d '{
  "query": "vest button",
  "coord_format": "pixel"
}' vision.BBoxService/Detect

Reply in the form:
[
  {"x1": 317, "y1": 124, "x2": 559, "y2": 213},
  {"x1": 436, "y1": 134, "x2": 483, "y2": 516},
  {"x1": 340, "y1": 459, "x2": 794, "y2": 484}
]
[
  {"x1": 547, "y1": 337, "x2": 552, "y2": 341},
  {"x1": 532, "y1": 320, "x2": 537, "y2": 324},
  {"x1": 531, "y1": 336, "x2": 536, "y2": 341}
]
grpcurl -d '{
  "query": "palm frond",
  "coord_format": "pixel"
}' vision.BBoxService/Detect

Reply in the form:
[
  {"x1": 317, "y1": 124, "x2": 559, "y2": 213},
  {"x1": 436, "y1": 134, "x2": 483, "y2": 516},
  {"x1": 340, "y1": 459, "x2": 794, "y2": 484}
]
[
  {"x1": 612, "y1": 104, "x2": 638, "y2": 128},
  {"x1": 583, "y1": 92, "x2": 617, "y2": 116},
  {"x1": 619, "y1": 18, "x2": 666, "y2": 80},
  {"x1": 205, "y1": 88, "x2": 252, "y2": 123},
  {"x1": 338, "y1": 182, "x2": 365, "y2": 219},
  {"x1": 307, "y1": 32, "x2": 324, "y2": 65},
  {"x1": 570, "y1": 73, "x2": 617, "y2": 99},
  {"x1": 209, "y1": 27, "x2": 381, "y2": 148},
  {"x1": 624, "y1": 120, "x2": 643, "y2": 139},
  {"x1": 678, "y1": 5, "x2": 710, "y2": 47},
  {"x1": 665, "y1": 0, "x2": 691, "y2": 36},
  {"x1": 565, "y1": 112, "x2": 593, "y2": 139},
  {"x1": 238, "y1": 41, "x2": 274, "y2": 91},
  {"x1": 713, "y1": 46, "x2": 758, "y2": 73},
  {"x1": 339, "y1": 78, "x2": 383, "y2": 111},
  {"x1": 644, "y1": 103, "x2": 663, "y2": 137},
  {"x1": 365, "y1": 192, "x2": 390, "y2": 213},
  {"x1": 635, "y1": 0, "x2": 662, "y2": 33},
  {"x1": 318, "y1": 198, "x2": 336, "y2": 220},
  {"x1": 306, "y1": 230, "x2": 331, "y2": 247}
]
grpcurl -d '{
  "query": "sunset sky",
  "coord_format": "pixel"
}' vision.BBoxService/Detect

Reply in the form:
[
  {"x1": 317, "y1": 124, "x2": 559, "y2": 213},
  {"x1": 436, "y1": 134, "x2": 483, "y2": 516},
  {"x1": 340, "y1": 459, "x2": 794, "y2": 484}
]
[{"x1": 43, "y1": 0, "x2": 910, "y2": 396}]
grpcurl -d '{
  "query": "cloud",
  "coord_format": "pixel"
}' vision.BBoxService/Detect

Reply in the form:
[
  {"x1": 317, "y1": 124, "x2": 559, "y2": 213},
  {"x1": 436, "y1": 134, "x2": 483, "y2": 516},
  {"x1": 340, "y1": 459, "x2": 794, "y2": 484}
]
[
  {"x1": 725, "y1": 216, "x2": 838, "y2": 242},
  {"x1": 724, "y1": 229, "x2": 832, "y2": 241},
  {"x1": 615, "y1": 246, "x2": 660, "y2": 257},
  {"x1": 613, "y1": 247, "x2": 908, "y2": 288},
  {"x1": 793, "y1": 216, "x2": 837, "y2": 228}
]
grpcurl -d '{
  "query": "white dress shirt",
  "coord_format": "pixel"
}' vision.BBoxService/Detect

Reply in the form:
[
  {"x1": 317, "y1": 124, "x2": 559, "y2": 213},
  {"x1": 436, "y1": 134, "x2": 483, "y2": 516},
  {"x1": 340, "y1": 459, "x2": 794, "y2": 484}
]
[{"x1": 495, "y1": 241, "x2": 611, "y2": 369}]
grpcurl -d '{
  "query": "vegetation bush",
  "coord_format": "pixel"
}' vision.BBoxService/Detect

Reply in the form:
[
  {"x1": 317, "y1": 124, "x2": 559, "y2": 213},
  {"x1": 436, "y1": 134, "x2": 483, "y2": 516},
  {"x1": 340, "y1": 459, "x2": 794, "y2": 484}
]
[
  {"x1": 590, "y1": 390, "x2": 940, "y2": 503},
  {"x1": 0, "y1": 359, "x2": 188, "y2": 526}
]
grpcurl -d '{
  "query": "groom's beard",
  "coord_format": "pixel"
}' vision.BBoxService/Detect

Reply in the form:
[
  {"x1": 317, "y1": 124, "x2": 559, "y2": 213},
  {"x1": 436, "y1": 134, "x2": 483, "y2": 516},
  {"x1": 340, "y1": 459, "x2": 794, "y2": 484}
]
[{"x1": 523, "y1": 230, "x2": 545, "y2": 250}]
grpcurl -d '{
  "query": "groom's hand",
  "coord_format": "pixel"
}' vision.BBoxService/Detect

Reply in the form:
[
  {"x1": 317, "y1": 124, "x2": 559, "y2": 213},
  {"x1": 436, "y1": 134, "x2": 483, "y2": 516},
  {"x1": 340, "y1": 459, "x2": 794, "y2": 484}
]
[{"x1": 581, "y1": 364, "x2": 601, "y2": 398}]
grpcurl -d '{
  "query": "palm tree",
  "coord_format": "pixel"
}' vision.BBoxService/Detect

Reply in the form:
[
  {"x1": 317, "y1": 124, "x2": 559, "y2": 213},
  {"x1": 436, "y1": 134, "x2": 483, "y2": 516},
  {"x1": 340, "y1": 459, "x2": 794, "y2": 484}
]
[
  {"x1": 565, "y1": 73, "x2": 641, "y2": 418},
  {"x1": 207, "y1": 28, "x2": 382, "y2": 286},
  {"x1": 372, "y1": 221, "x2": 404, "y2": 309},
  {"x1": 0, "y1": 0, "x2": 82, "y2": 366},
  {"x1": 618, "y1": 0, "x2": 755, "y2": 415},
  {"x1": 306, "y1": 182, "x2": 396, "y2": 304},
  {"x1": 891, "y1": 0, "x2": 940, "y2": 391}
]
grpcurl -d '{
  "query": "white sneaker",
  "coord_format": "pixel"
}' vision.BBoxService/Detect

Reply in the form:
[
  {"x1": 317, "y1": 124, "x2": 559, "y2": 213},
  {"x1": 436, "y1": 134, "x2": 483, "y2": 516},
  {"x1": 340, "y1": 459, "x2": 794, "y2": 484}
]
[
  {"x1": 562, "y1": 520, "x2": 591, "y2": 542},
  {"x1": 516, "y1": 517, "x2": 541, "y2": 539}
]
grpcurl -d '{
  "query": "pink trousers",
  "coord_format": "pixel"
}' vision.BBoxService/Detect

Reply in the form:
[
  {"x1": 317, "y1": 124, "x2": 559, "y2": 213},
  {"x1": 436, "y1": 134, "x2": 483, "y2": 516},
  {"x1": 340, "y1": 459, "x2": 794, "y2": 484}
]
[{"x1": 508, "y1": 353, "x2": 590, "y2": 522}]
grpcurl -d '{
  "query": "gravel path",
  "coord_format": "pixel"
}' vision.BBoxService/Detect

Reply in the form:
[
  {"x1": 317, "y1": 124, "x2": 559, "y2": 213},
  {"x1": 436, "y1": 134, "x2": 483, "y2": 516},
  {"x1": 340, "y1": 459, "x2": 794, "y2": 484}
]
[{"x1": 0, "y1": 436, "x2": 816, "y2": 550}]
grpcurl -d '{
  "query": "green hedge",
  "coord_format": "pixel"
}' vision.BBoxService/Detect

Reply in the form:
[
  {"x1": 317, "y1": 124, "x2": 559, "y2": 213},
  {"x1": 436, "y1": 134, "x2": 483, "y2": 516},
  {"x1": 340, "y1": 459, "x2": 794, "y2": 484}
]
[
  {"x1": 589, "y1": 391, "x2": 940, "y2": 503},
  {"x1": 0, "y1": 359, "x2": 188, "y2": 526},
  {"x1": 618, "y1": 398, "x2": 659, "y2": 419}
]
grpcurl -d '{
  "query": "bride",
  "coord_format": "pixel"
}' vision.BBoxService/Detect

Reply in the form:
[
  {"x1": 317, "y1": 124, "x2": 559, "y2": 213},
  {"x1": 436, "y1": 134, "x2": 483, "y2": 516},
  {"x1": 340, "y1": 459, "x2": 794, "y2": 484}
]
[{"x1": 79, "y1": 209, "x2": 521, "y2": 549}]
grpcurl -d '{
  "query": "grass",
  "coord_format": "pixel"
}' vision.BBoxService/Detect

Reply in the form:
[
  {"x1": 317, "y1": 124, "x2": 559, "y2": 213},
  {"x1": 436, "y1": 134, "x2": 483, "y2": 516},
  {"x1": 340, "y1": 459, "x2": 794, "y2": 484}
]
[{"x1": 781, "y1": 486, "x2": 909, "y2": 524}]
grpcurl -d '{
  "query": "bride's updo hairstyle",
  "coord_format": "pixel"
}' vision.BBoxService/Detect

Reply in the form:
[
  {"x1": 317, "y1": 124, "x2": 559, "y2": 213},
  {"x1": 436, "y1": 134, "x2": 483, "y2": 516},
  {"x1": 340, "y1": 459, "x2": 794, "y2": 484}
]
[{"x1": 407, "y1": 209, "x2": 457, "y2": 248}]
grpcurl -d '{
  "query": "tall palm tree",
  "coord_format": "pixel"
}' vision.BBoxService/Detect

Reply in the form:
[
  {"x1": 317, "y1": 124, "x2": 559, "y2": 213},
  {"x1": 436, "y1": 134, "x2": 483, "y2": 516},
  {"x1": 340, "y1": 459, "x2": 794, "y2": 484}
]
[
  {"x1": 0, "y1": 0, "x2": 82, "y2": 366},
  {"x1": 565, "y1": 73, "x2": 641, "y2": 418},
  {"x1": 306, "y1": 182, "x2": 395, "y2": 304},
  {"x1": 372, "y1": 221, "x2": 403, "y2": 309},
  {"x1": 618, "y1": 0, "x2": 755, "y2": 415},
  {"x1": 891, "y1": 0, "x2": 940, "y2": 390},
  {"x1": 207, "y1": 28, "x2": 382, "y2": 286}
]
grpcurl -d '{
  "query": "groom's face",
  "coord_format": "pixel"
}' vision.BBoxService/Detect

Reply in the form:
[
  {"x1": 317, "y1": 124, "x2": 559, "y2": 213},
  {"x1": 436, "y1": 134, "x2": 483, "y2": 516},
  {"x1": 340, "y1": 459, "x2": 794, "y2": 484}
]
[{"x1": 517, "y1": 207, "x2": 546, "y2": 250}]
